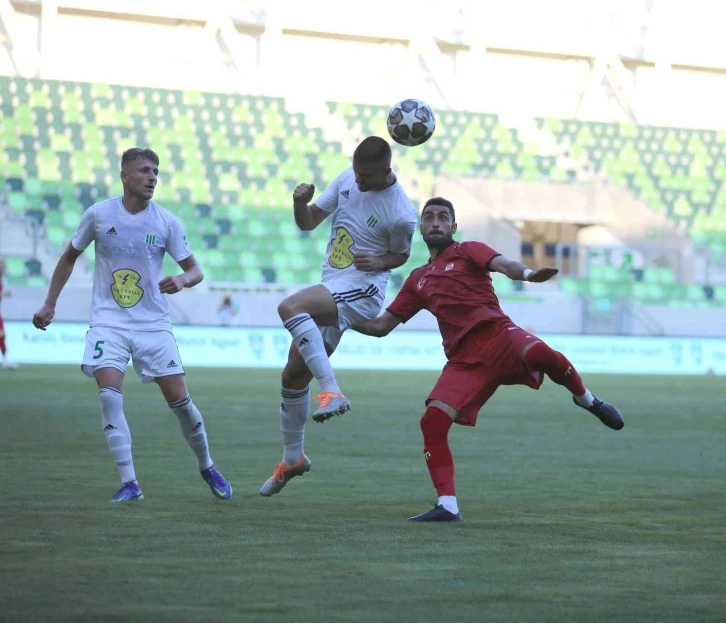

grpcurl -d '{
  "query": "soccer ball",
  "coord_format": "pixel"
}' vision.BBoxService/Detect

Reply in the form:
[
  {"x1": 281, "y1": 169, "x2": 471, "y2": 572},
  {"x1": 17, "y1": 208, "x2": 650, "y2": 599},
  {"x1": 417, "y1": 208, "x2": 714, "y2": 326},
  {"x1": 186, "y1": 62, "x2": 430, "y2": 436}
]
[{"x1": 386, "y1": 99, "x2": 436, "y2": 147}]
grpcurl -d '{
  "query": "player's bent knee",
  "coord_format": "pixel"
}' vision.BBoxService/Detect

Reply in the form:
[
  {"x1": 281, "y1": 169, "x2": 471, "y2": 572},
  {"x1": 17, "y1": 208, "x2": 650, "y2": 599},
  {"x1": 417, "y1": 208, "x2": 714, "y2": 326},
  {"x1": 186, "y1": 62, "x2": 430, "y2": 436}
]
[
  {"x1": 93, "y1": 367, "x2": 124, "y2": 391},
  {"x1": 520, "y1": 339, "x2": 545, "y2": 369},
  {"x1": 277, "y1": 296, "x2": 297, "y2": 321},
  {"x1": 156, "y1": 373, "x2": 188, "y2": 404},
  {"x1": 426, "y1": 400, "x2": 459, "y2": 420},
  {"x1": 420, "y1": 405, "x2": 456, "y2": 440}
]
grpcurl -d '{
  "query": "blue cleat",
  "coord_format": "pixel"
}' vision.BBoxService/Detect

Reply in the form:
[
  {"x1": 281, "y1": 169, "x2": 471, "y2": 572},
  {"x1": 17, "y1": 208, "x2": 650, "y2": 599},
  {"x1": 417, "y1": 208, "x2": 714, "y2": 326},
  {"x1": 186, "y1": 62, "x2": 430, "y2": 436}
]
[
  {"x1": 110, "y1": 480, "x2": 144, "y2": 503},
  {"x1": 200, "y1": 465, "x2": 232, "y2": 500}
]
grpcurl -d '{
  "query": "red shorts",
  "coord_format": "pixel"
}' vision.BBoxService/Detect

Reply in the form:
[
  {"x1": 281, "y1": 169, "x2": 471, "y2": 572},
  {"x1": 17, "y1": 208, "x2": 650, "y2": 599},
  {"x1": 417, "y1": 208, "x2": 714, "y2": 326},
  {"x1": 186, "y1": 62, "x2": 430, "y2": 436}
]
[{"x1": 426, "y1": 321, "x2": 544, "y2": 427}]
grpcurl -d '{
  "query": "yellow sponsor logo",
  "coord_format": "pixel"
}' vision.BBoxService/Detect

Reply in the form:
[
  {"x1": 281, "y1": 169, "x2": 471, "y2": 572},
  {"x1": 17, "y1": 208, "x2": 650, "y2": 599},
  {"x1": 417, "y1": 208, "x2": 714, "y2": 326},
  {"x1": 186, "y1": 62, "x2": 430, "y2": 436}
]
[
  {"x1": 111, "y1": 269, "x2": 144, "y2": 308},
  {"x1": 329, "y1": 227, "x2": 355, "y2": 269}
]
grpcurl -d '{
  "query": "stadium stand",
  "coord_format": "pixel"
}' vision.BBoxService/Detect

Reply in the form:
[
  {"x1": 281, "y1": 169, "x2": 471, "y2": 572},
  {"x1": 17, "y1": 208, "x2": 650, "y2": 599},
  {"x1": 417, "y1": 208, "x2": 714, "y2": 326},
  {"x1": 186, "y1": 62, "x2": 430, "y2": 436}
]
[{"x1": 2, "y1": 76, "x2": 725, "y2": 308}]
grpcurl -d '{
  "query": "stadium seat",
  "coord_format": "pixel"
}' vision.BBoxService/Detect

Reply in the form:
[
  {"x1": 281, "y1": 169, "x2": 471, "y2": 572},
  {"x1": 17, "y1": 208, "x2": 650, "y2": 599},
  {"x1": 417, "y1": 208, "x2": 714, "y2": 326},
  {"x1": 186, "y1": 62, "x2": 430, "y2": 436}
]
[{"x1": 3, "y1": 75, "x2": 724, "y2": 296}]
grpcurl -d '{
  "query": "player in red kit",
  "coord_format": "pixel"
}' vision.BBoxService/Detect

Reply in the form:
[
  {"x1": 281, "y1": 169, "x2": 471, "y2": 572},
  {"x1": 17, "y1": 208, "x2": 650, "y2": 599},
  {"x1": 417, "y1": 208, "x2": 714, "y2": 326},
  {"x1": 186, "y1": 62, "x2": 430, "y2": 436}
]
[
  {"x1": 0, "y1": 258, "x2": 18, "y2": 369},
  {"x1": 353, "y1": 197, "x2": 624, "y2": 522}
]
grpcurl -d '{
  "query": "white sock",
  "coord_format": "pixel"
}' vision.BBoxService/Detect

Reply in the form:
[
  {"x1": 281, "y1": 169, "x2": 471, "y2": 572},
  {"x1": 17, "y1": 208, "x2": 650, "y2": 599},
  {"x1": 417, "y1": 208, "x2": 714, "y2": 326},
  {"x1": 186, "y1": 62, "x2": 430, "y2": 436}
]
[
  {"x1": 280, "y1": 386, "x2": 310, "y2": 466},
  {"x1": 284, "y1": 313, "x2": 340, "y2": 393},
  {"x1": 574, "y1": 389, "x2": 595, "y2": 408},
  {"x1": 99, "y1": 387, "x2": 136, "y2": 484},
  {"x1": 438, "y1": 495, "x2": 459, "y2": 515},
  {"x1": 169, "y1": 394, "x2": 213, "y2": 471}
]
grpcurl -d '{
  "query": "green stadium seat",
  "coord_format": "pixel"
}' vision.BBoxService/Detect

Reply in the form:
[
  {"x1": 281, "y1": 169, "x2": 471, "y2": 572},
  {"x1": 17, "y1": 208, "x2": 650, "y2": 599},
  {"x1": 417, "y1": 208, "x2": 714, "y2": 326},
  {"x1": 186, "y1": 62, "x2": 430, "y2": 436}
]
[
  {"x1": 5, "y1": 75, "x2": 724, "y2": 302},
  {"x1": 242, "y1": 267, "x2": 264, "y2": 284},
  {"x1": 26, "y1": 275, "x2": 47, "y2": 288},
  {"x1": 46, "y1": 225, "x2": 67, "y2": 248},
  {"x1": 8, "y1": 192, "x2": 27, "y2": 213},
  {"x1": 5, "y1": 257, "x2": 26, "y2": 277}
]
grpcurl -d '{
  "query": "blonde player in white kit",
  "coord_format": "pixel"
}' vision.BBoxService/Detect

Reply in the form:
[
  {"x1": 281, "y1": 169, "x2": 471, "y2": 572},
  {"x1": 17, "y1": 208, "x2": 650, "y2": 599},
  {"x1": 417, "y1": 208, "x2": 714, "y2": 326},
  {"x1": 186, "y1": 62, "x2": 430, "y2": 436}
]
[
  {"x1": 32, "y1": 148, "x2": 232, "y2": 503},
  {"x1": 260, "y1": 136, "x2": 417, "y2": 496}
]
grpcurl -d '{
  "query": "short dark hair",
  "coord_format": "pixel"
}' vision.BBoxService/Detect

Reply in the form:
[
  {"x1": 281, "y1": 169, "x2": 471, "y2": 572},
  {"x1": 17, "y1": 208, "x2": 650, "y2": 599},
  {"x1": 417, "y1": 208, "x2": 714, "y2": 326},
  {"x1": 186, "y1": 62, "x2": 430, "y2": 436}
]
[
  {"x1": 353, "y1": 136, "x2": 392, "y2": 166},
  {"x1": 421, "y1": 196, "x2": 455, "y2": 222},
  {"x1": 121, "y1": 148, "x2": 159, "y2": 169}
]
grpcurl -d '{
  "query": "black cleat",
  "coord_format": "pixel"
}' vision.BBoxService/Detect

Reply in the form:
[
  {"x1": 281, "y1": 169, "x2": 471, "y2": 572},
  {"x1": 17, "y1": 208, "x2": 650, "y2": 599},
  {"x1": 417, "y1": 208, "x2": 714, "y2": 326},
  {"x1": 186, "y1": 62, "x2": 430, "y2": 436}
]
[
  {"x1": 573, "y1": 395, "x2": 624, "y2": 430},
  {"x1": 408, "y1": 504, "x2": 463, "y2": 523}
]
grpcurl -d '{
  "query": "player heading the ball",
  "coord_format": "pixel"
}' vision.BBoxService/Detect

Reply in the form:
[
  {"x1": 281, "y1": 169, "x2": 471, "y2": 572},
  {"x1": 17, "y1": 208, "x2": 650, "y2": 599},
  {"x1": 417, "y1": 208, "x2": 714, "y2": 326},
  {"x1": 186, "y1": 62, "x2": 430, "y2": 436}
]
[{"x1": 259, "y1": 136, "x2": 418, "y2": 497}]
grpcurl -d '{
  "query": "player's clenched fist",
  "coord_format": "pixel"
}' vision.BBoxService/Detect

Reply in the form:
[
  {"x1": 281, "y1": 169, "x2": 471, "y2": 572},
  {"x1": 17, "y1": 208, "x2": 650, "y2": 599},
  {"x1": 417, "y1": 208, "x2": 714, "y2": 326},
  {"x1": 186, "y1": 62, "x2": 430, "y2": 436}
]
[
  {"x1": 32, "y1": 302, "x2": 55, "y2": 331},
  {"x1": 159, "y1": 274, "x2": 186, "y2": 294},
  {"x1": 353, "y1": 253, "x2": 383, "y2": 272},
  {"x1": 293, "y1": 183, "x2": 315, "y2": 205}
]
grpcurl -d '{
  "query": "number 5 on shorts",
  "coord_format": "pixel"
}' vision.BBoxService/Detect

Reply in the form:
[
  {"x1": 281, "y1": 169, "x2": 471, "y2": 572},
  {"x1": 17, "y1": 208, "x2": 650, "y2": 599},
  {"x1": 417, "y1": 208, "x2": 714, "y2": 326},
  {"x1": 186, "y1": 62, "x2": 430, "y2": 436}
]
[{"x1": 93, "y1": 340, "x2": 105, "y2": 360}]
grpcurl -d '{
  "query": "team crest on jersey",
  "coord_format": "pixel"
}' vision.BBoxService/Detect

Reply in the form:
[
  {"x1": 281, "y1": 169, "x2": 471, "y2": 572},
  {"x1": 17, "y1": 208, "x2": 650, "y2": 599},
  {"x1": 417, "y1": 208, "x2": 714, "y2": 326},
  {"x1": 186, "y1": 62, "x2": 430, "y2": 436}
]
[
  {"x1": 366, "y1": 215, "x2": 378, "y2": 228},
  {"x1": 329, "y1": 227, "x2": 355, "y2": 269},
  {"x1": 111, "y1": 268, "x2": 144, "y2": 308},
  {"x1": 445, "y1": 262, "x2": 455, "y2": 271},
  {"x1": 145, "y1": 233, "x2": 156, "y2": 246},
  {"x1": 417, "y1": 278, "x2": 427, "y2": 290}
]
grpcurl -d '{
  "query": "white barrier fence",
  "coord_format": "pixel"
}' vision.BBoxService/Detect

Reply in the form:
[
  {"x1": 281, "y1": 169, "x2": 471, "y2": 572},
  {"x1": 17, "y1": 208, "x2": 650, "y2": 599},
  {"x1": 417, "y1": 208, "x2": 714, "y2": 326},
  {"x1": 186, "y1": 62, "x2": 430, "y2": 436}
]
[{"x1": 4, "y1": 321, "x2": 726, "y2": 375}]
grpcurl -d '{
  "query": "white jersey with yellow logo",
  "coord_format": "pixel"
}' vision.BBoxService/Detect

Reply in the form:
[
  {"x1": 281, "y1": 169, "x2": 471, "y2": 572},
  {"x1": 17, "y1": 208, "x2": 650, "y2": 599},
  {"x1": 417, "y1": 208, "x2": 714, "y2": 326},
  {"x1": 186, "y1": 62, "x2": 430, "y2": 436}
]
[
  {"x1": 71, "y1": 196, "x2": 191, "y2": 332},
  {"x1": 315, "y1": 168, "x2": 417, "y2": 288}
]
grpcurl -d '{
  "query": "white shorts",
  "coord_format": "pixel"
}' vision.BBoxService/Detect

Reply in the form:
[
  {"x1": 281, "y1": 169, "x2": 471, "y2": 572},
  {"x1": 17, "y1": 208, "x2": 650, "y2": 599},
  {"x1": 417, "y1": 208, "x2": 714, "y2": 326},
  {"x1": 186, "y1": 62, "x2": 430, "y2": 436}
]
[
  {"x1": 81, "y1": 326, "x2": 184, "y2": 383},
  {"x1": 320, "y1": 277, "x2": 385, "y2": 350}
]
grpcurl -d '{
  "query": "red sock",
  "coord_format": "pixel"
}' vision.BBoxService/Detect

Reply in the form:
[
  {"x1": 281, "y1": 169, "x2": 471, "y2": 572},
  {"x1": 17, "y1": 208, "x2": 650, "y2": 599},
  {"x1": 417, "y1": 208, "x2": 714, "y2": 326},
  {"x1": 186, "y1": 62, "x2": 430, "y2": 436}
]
[
  {"x1": 420, "y1": 406, "x2": 455, "y2": 496},
  {"x1": 0, "y1": 335, "x2": 6, "y2": 357},
  {"x1": 524, "y1": 341, "x2": 586, "y2": 396}
]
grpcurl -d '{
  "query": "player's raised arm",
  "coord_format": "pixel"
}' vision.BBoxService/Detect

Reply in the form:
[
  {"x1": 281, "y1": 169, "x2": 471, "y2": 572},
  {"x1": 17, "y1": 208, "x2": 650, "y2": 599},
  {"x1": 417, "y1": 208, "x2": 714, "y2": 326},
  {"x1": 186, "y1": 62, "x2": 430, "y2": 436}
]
[
  {"x1": 32, "y1": 242, "x2": 84, "y2": 330},
  {"x1": 352, "y1": 310, "x2": 402, "y2": 338},
  {"x1": 488, "y1": 255, "x2": 559, "y2": 283},
  {"x1": 292, "y1": 183, "x2": 328, "y2": 231}
]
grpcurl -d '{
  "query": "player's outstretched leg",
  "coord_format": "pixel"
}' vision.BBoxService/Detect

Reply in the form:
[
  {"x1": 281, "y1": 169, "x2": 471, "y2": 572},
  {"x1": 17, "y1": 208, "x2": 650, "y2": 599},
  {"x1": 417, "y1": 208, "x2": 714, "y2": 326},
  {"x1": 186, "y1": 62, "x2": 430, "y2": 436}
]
[
  {"x1": 408, "y1": 405, "x2": 463, "y2": 522},
  {"x1": 261, "y1": 386, "x2": 313, "y2": 496},
  {"x1": 523, "y1": 341, "x2": 624, "y2": 430},
  {"x1": 278, "y1": 288, "x2": 350, "y2": 422},
  {"x1": 100, "y1": 387, "x2": 143, "y2": 502},
  {"x1": 282, "y1": 313, "x2": 350, "y2": 421},
  {"x1": 168, "y1": 394, "x2": 232, "y2": 500}
]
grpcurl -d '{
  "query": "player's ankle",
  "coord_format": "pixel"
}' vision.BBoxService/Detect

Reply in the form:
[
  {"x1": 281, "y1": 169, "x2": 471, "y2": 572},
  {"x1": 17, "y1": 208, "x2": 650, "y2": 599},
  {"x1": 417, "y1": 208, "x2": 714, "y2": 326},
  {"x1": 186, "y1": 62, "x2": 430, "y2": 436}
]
[
  {"x1": 318, "y1": 375, "x2": 341, "y2": 395},
  {"x1": 574, "y1": 390, "x2": 595, "y2": 408},
  {"x1": 438, "y1": 495, "x2": 459, "y2": 514},
  {"x1": 282, "y1": 446, "x2": 304, "y2": 466}
]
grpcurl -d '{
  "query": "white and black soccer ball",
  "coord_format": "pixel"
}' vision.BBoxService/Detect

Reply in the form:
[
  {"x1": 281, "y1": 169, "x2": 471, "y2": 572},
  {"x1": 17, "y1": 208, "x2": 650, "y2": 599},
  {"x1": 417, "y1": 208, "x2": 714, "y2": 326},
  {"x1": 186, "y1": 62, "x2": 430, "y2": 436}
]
[{"x1": 386, "y1": 98, "x2": 436, "y2": 147}]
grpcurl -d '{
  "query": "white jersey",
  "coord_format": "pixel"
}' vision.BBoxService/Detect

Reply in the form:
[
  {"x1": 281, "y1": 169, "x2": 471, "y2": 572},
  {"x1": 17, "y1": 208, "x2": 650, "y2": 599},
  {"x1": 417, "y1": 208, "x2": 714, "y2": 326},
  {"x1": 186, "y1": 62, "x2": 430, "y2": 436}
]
[
  {"x1": 315, "y1": 168, "x2": 417, "y2": 289},
  {"x1": 71, "y1": 196, "x2": 192, "y2": 331}
]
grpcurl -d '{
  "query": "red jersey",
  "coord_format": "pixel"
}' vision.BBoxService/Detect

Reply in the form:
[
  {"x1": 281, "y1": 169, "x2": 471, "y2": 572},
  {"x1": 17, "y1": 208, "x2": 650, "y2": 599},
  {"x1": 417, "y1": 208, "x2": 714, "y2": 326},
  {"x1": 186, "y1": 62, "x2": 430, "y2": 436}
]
[{"x1": 387, "y1": 241, "x2": 511, "y2": 357}]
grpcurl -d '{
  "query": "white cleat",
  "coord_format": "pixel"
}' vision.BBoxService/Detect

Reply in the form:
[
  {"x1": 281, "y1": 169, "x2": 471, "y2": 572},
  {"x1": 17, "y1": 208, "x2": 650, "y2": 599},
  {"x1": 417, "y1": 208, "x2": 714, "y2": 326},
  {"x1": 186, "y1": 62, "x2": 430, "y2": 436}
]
[
  {"x1": 259, "y1": 455, "x2": 312, "y2": 497},
  {"x1": 312, "y1": 392, "x2": 351, "y2": 423}
]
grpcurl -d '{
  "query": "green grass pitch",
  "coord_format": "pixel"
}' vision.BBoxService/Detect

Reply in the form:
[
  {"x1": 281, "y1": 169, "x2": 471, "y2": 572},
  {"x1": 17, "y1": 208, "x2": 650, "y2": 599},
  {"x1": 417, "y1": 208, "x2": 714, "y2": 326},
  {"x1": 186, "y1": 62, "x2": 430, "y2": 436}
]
[{"x1": 1, "y1": 366, "x2": 724, "y2": 621}]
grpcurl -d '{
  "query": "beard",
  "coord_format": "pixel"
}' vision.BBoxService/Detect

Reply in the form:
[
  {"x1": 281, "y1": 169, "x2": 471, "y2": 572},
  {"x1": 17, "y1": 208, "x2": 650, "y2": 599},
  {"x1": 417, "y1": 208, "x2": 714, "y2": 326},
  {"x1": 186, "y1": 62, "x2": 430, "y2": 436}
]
[{"x1": 423, "y1": 231, "x2": 454, "y2": 249}]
